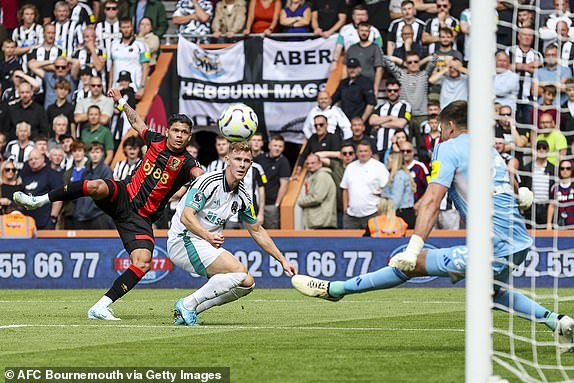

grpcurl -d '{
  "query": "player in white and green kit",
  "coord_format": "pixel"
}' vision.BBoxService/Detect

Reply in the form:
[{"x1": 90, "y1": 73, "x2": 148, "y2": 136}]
[{"x1": 168, "y1": 141, "x2": 297, "y2": 326}]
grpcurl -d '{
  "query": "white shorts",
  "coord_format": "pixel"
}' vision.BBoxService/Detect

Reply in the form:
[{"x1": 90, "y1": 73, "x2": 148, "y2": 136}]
[{"x1": 167, "y1": 235, "x2": 226, "y2": 277}]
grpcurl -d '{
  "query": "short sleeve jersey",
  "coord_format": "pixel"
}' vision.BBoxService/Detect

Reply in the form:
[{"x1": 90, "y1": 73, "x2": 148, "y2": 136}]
[
  {"x1": 124, "y1": 128, "x2": 201, "y2": 221},
  {"x1": 170, "y1": 170, "x2": 257, "y2": 238},
  {"x1": 429, "y1": 133, "x2": 532, "y2": 255}
]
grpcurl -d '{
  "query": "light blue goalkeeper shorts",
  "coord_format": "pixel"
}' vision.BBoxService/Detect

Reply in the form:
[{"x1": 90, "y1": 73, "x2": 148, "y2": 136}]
[{"x1": 424, "y1": 246, "x2": 529, "y2": 285}]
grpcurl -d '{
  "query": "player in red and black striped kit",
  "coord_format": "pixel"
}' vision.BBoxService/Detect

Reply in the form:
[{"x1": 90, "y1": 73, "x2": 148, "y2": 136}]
[{"x1": 14, "y1": 88, "x2": 204, "y2": 320}]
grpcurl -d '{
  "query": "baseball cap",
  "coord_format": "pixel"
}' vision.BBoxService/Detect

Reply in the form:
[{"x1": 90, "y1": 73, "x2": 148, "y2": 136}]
[
  {"x1": 536, "y1": 140, "x2": 549, "y2": 150},
  {"x1": 347, "y1": 58, "x2": 361, "y2": 68},
  {"x1": 118, "y1": 70, "x2": 132, "y2": 82},
  {"x1": 79, "y1": 66, "x2": 92, "y2": 76}
]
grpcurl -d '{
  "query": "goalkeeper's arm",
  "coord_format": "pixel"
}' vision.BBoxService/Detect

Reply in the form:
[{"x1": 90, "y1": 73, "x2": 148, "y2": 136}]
[{"x1": 406, "y1": 183, "x2": 447, "y2": 256}]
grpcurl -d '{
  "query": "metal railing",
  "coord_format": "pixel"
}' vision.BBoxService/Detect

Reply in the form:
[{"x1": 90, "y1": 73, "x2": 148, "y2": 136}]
[{"x1": 163, "y1": 32, "x2": 320, "y2": 45}]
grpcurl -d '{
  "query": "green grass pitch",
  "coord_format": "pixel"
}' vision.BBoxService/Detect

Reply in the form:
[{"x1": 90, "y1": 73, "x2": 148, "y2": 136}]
[{"x1": 0, "y1": 288, "x2": 572, "y2": 383}]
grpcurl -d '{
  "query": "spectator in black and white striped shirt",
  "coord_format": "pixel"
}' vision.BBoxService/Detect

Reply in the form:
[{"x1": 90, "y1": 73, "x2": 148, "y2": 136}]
[
  {"x1": 12, "y1": 5, "x2": 44, "y2": 72},
  {"x1": 368, "y1": 79, "x2": 411, "y2": 156},
  {"x1": 387, "y1": 0, "x2": 425, "y2": 58},
  {"x1": 4, "y1": 121, "x2": 35, "y2": 172},
  {"x1": 206, "y1": 136, "x2": 230, "y2": 172},
  {"x1": 95, "y1": 0, "x2": 121, "y2": 72},
  {"x1": 53, "y1": 1, "x2": 80, "y2": 57},
  {"x1": 113, "y1": 135, "x2": 143, "y2": 181}
]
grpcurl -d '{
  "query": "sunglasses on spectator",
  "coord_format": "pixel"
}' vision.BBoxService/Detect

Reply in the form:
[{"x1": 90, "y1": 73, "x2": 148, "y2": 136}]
[
  {"x1": 105, "y1": 6, "x2": 117, "y2": 10},
  {"x1": 499, "y1": 113, "x2": 512, "y2": 116},
  {"x1": 406, "y1": 60, "x2": 419, "y2": 64},
  {"x1": 341, "y1": 151, "x2": 354, "y2": 156},
  {"x1": 55, "y1": 65, "x2": 67, "y2": 69},
  {"x1": 387, "y1": 89, "x2": 399, "y2": 93},
  {"x1": 401, "y1": 149, "x2": 413, "y2": 153},
  {"x1": 90, "y1": 84, "x2": 103, "y2": 87},
  {"x1": 3, "y1": 168, "x2": 15, "y2": 173},
  {"x1": 561, "y1": 166, "x2": 572, "y2": 170},
  {"x1": 314, "y1": 123, "x2": 325, "y2": 127}
]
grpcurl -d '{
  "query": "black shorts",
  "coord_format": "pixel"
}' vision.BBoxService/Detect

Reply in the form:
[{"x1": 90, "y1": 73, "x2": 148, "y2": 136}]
[{"x1": 95, "y1": 179, "x2": 155, "y2": 254}]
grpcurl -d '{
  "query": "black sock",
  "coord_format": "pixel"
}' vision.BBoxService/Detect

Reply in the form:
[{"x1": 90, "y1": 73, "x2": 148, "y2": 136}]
[
  {"x1": 104, "y1": 266, "x2": 144, "y2": 302},
  {"x1": 48, "y1": 181, "x2": 88, "y2": 202}
]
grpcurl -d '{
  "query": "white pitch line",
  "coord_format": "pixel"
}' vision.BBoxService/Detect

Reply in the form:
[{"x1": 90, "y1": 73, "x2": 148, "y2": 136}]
[
  {"x1": 0, "y1": 323, "x2": 466, "y2": 332},
  {"x1": 0, "y1": 299, "x2": 465, "y2": 304}
]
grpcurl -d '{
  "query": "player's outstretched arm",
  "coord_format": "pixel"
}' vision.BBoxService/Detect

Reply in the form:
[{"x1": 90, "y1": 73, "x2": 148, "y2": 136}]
[
  {"x1": 389, "y1": 182, "x2": 447, "y2": 272},
  {"x1": 181, "y1": 206, "x2": 225, "y2": 248},
  {"x1": 246, "y1": 221, "x2": 297, "y2": 276},
  {"x1": 412, "y1": 183, "x2": 447, "y2": 241},
  {"x1": 107, "y1": 88, "x2": 147, "y2": 136}
]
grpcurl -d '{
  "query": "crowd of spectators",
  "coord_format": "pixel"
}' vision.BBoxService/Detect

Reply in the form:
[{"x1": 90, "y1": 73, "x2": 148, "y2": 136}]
[{"x1": 2, "y1": 0, "x2": 574, "y2": 232}]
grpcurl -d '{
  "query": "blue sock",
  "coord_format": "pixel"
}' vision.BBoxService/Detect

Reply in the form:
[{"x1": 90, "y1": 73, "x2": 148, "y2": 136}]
[
  {"x1": 494, "y1": 289, "x2": 555, "y2": 330},
  {"x1": 329, "y1": 267, "x2": 409, "y2": 297}
]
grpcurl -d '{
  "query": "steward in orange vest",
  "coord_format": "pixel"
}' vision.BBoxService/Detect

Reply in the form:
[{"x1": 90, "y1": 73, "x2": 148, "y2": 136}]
[{"x1": 0, "y1": 207, "x2": 37, "y2": 238}]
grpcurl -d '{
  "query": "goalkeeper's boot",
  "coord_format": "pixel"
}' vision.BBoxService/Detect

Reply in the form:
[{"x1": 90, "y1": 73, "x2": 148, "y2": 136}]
[
  {"x1": 291, "y1": 275, "x2": 342, "y2": 302},
  {"x1": 13, "y1": 191, "x2": 48, "y2": 210},
  {"x1": 556, "y1": 315, "x2": 574, "y2": 353},
  {"x1": 174, "y1": 299, "x2": 198, "y2": 326},
  {"x1": 88, "y1": 305, "x2": 121, "y2": 321}
]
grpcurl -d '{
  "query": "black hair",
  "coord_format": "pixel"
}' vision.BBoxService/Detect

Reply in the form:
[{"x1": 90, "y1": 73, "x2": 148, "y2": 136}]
[{"x1": 168, "y1": 114, "x2": 193, "y2": 130}]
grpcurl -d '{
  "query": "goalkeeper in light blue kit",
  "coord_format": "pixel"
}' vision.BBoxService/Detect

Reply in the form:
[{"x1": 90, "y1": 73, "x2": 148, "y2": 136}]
[{"x1": 292, "y1": 100, "x2": 574, "y2": 353}]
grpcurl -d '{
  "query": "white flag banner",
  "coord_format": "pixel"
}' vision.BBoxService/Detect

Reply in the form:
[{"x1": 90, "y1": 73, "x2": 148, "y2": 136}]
[
  {"x1": 178, "y1": 36, "x2": 336, "y2": 143},
  {"x1": 263, "y1": 37, "x2": 335, "y2": 81}
]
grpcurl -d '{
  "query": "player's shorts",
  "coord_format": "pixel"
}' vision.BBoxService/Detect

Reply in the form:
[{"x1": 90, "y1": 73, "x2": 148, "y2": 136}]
[
  {"x1": 167, "y1": 233, "x2": 226, "y2": 278},
  {"x1": 424, "y1": 245, "x2": 529, "y2": 285},
  {"x1": 94, "y1": 179, "x2": 155, "y2": 254}
]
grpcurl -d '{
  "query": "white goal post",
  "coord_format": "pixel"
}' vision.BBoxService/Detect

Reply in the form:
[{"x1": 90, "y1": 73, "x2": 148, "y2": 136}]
[{"x1": 466, "y1": 0, "x2": 496, "y2": 382}]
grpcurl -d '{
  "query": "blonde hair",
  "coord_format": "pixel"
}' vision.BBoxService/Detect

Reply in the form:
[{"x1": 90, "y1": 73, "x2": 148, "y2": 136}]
[
  {"x1": 387, "y1": 151, "x2": 416, "y2": 193},
  {"x1": 229, "y1": 141, "x2": 252, "y2": 155},
  {"x1": 377, "y1": 198, "x2": 396, "y2": 226}
]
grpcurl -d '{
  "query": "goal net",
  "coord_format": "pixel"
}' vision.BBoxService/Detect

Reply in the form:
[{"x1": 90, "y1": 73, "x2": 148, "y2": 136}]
[{"x1": 479, "y1": 0, "x2": 574, "y2": 381}]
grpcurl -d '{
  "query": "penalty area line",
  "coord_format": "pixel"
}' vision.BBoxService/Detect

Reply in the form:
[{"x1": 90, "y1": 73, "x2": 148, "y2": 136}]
[{"x1": 0, "y1": 323, "x2": 466, "y2": 332}]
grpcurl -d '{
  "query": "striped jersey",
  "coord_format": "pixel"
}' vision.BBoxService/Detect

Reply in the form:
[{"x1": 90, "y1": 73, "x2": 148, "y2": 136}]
[
  {"x1": 373, "y1": 100, "x2": 412, "y2": 152},
  {"x1": 12, "y1": 23, "x2": 44, "y2": 73},
  {"x1": 95, "y1": 20, "x2": 121, "y2": 71},
  {"x1": 549, "y1": 182, "x2": 574, "y2": 227},
  {"x1": 123, "y1": 128, "x2": 201, "y2": 221},
  {"x1": 12, "y1": 23, "x2": 43, "y2": 49},
  {"x1": 407, "y1": 160, "x2": 428, "y2": 202},
  {"x1": 53, "y1": 20, "x2": 81, "y2": 56},
  {"x1": 424, "y1": 16, "x2": 459, "y2": 54},
  {"x1": 387, "y1": 18, "x2": 425, "y2": 48},
  {"x1": 72, "y1": 46, "x2": 108, "y2": 88},
  {"x1": 113, "y1": 158, "x2": 142, "y2": 181},
  {"x1": 505, "y1": 45, "x2": 543, "y2": 101},
  {"x1": 559, "y1": 40, "x2": 574, "y2": 75},
  {"x1": 169, "y1": 170, "x2": 258, "y2": 239}
]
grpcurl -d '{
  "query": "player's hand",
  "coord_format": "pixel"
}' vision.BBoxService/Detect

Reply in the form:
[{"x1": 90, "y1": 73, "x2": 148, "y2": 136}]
[
  {"x1": 207, "y1": 233, "x2": 225, "y2": 248},
  {"x1": 281, "y1": 258, "x2": 297, "y2": 276},
  {"x1": 107, "y1": 87, "x2": 122, "y2": 102}
]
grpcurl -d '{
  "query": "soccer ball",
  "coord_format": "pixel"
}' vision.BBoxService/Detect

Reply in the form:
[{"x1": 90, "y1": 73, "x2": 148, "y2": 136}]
[{"x1": 217, "y1": 103, "x2": 258, "y2": 142}]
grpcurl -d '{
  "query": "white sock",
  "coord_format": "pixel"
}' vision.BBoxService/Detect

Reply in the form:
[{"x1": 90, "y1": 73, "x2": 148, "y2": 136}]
[
  {"x1": 95, "y1": 296, "x2": 113, "y2": 308},
  {"x1": 196, "y1": 284, "x2": 254, "y2": 314},
  {"x1": 183, "y1": 272, "x2": 247, "y2": 310}
]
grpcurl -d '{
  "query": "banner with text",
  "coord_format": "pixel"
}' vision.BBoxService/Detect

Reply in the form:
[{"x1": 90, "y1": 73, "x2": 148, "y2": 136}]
[
  {"x1": 178, "y1": 37, "x2": 336, "y2": 143},
  {"x1": 1, "y1": 236, "x2": 574, "y2": 288}
]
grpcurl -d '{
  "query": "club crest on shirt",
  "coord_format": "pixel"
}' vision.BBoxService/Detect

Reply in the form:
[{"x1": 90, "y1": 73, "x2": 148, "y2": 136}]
[
  {"x1": 231, "y1": 201, "x2": 238, "y2": 214},
  {"x1": 169, "y1": 157, "x2": 181, "y2": 170},
  {"x1": 193, "y1": 192, "x2": 202, "y2": 202}
]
